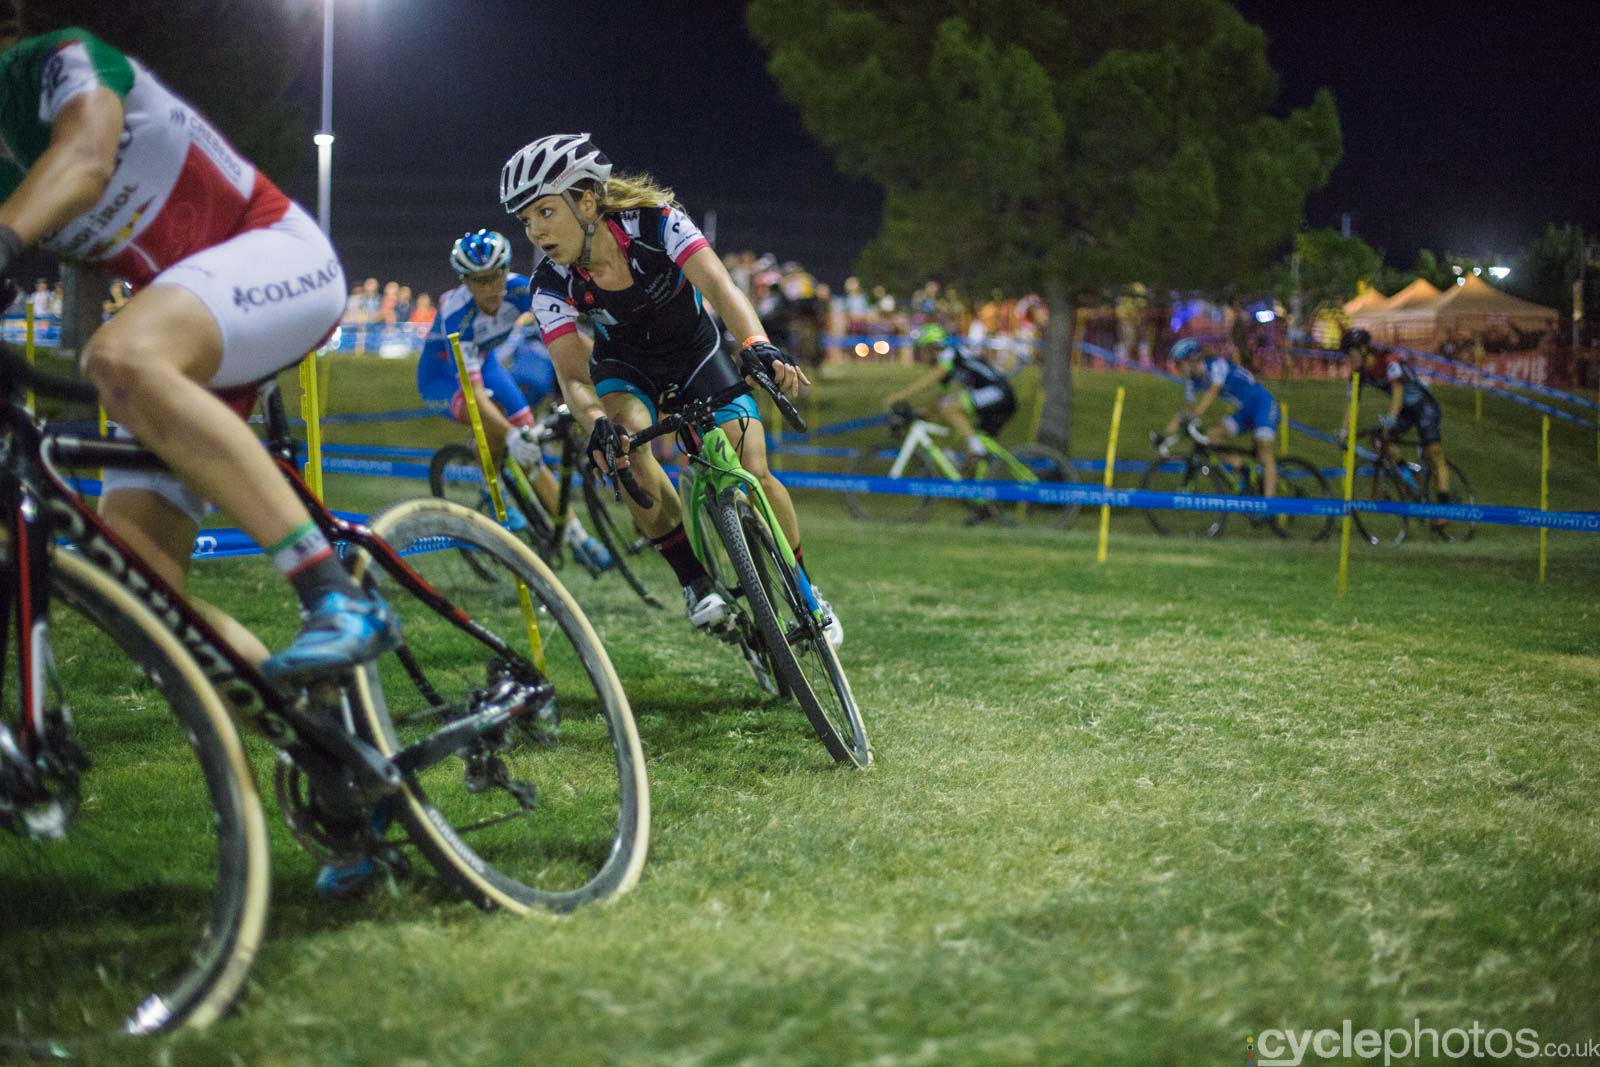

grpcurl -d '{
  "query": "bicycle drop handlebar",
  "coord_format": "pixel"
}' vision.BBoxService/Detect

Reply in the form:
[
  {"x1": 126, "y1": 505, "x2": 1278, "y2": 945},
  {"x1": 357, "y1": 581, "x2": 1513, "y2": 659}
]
[
  {"x1": 0, "y1": 342, "x2": 100, "y2": 405},
  {"x1": 598, "y1": 359, "x2": 806, "y2": 510}
]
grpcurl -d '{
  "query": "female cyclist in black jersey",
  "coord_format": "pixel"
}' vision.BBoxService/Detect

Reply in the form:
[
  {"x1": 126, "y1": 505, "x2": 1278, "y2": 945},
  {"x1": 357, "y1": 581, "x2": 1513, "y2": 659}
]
[{"x1": 499, "y1": 133, "x2": 841, "y2": 648}]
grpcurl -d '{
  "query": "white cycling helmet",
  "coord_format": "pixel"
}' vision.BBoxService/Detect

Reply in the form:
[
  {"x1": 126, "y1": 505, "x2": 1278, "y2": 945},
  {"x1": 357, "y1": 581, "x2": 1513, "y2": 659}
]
[
  {"x1": 449, "y1": 229, "x2": 512, "y2": 276},
  {"x1": 500, "y1": 133, "x2": 613, "y2": 216}
]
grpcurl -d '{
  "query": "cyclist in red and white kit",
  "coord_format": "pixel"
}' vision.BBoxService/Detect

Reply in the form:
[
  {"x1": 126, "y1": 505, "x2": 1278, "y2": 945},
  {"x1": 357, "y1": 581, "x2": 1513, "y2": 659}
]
[{"x1": 0, "y1": 27, "x2": 397, "y2": 679}]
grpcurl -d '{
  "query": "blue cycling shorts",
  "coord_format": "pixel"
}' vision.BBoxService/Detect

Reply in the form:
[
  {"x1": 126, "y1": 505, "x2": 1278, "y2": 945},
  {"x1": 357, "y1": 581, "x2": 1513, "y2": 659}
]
[{"x1": 1221, "y1": 394, "x2": 1280, "y2": 441}]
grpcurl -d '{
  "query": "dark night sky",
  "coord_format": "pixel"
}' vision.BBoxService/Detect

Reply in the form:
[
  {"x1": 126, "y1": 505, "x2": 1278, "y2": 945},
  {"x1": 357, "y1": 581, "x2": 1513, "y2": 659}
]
[{"x1": 276, "y1": 0, "x2": 1598, "y2": 296}]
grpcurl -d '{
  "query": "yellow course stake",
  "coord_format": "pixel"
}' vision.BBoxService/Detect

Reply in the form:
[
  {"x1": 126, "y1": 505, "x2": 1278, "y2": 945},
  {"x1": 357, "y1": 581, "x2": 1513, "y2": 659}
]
[
  {"x1": 1337, "y1": 372, "x2": 1360, "y2": 595},
  {"x1": 23, "y1": 303, "x2": 35, "y2": 410},
  {"x1": 1279, "y1": 401, "x2": 1289, "y2": 457},
  {"x1": 1097, "y1": 386, "x2": 1125, "y2": 564},
  {"x1": 1539, "y1": 415, "x2": 1550, "y2": 585},
  {"x1": 298, "y1": 355, "x2": 324, "y2": 501},
  {"x1": 449, "y1": 332, "x2": 546, "y2": 670},
  {"x1": 1474, "y1": 346, "x2": 1483, "y2": 422}
]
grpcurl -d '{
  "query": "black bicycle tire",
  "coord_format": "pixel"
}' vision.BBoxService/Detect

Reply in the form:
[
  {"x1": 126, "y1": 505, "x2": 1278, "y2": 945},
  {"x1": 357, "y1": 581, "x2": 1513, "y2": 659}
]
[
  {"x1": 1424, "y1": 460, "x2": 1477, "y2": 542},
  {"x1": 711, "y1": 489, "x2": 870, "y2": 767},
  {"x1": 682, "y1": 472, "x2": 788, "y2": 699},
  {"x1": 428, "y1": 443, "x2": 560, "y2": 567},
  {"x1": 1351, "y1": 463, "x2": 1414, "y2": 547},
  {"x1": 347, "y1": 498, "x2": 649, "y2": 913},
  {"x1": 1139, "y1": 454, "x2": 1231, "y2": 537},
  {"x1": 842, "y1": 443, "x2": 937, "y2": 523},
  {"x1": 580, "y1": 472, "x2": 664, "y2": 607},
  {"x1": 1272, "y1": 456, "x2": 1335, "y2": 542},
  {"x1": 1007, "y1": 442, "x2": 1082, "y2": 530},
  {"x1": 11, "y1": 550, "x2": 271, "y2": 1048}
]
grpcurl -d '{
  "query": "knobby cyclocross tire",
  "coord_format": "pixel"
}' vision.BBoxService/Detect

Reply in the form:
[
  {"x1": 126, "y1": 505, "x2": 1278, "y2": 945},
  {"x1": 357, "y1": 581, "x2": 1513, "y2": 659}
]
[
  {"x1": 681, "y1": 473, "x2": 787, "y2": 700},
  {"x1": 428, "y1": 442, "x2": 559, "y2": 570},
  {"x1": 843, "y1": 444, "x2": 938, "y2": 524},
  {"x1": 1270, "y1": 457, "x2": 1334, "y2": 542},
  {"x1": 711, "y1": 489, "x2": 871, "y2": 767},
  {"x1": 4, "y1": 550, "x2": 270, "y2": 1053},
  {"x1": 1139, "y1": 455, "x2": 1232, "y2": 537},
  {"x1": 347, "y1": 499, "x2": 648, "y2": 913}
]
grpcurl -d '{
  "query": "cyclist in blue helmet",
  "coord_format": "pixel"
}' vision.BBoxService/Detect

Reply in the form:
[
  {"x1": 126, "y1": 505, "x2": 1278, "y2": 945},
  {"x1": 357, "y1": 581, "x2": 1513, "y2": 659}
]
[
  {"x1": 416, "y1": 228, "x2": 612, "y2": 572},
  {"x1": 882, "y1": 323, "x2": 1018, "y2": 463},
  {"x1": 1161, "y1": 337, "x2": 1282, "y2": 504}
]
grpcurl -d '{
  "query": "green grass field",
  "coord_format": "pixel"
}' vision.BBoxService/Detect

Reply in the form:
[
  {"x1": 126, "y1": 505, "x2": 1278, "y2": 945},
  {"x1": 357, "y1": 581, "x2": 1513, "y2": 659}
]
[{"x1": 5, "y1": 354, "x2": 1599, "y2": 1066}]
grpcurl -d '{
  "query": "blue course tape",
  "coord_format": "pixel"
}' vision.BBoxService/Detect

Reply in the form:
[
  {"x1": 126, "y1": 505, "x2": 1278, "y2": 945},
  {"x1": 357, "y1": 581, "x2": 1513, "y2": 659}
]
[{"x1": 767, "y1": 469, "x2": 1600, "y2": 531}]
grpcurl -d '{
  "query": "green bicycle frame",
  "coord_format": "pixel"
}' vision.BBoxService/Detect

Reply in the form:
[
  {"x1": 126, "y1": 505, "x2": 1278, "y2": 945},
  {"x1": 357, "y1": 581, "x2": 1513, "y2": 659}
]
[
  {"x1": 909, "y1": 427, "x2": 1037, "y2": 482},
  {"x1": 680, "y1": 424, "x2": 810, "y2": 611}
]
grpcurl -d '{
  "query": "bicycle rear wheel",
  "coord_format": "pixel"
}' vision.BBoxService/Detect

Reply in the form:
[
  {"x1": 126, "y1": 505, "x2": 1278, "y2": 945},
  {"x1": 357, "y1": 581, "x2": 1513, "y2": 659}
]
[
  {"x1": 348, "y1": 499, "x2": 648, "y2": 913},
  {"x1": 1423, "y1": 461, "x2": 1476, "y2": 542},
  {"x1": 1139, "y1": 455, "x2": 1231, "y2": 537},
  {"x1": 1351, "y1": 464, "x2": 1413, "y2": 547},
  {"x1": 712, "y1": 490, "x2": 871, "y2": 767},
  {"x1": 981, "y1": 443, "x2": 1082, "y2": 530},
  {"x1": 1270, "y1": 457, "x2": 1335, "y2": 542},
  {"x1": 2, "y1": 551, "x2": 270, "y2": 1053},
  {"x1": 843, "y1": 443, "x2": 938, "y2": 523}
]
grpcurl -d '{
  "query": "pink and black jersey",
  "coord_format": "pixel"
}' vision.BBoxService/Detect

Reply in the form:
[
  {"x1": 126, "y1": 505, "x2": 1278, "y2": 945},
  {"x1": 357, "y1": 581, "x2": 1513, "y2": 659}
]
[{"x1": 529, "y1": 205, "x2": 716, "y2": 365}]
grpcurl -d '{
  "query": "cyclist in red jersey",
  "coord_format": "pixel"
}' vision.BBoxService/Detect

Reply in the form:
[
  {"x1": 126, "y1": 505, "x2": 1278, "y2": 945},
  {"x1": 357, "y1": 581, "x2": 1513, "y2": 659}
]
[
  {"x1": 0, "y1": 27, "x2": 397, "y2": 678},
  {"x1": 1340, "y1": 328, "x2": 1456, "y2": 536}
]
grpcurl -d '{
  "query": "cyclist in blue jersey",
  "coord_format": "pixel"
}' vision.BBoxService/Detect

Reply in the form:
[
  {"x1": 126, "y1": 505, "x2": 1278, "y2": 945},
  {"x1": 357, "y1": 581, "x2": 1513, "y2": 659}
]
[
  {"x1": 1161, "y1": 338, "x2": 1280, "y2": 501},
  {"x1": 417, "y1": 229, "x2": 610, "y2": 570},
  {"x1": 499, "y1": 133, "x2": 841, "y2": 648},
  {"x1": 882, "y1": 324, "x2": 1017, "y2": 464}
]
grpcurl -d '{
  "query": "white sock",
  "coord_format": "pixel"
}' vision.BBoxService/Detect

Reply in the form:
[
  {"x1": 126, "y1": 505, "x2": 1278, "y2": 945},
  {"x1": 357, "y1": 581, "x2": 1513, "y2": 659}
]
[
  {"x1": 967, "y1": 436, "x2": 985, "y2": 456},
  {"x1": 563, "y1": 517, "x2": 591, "y2": 544}
]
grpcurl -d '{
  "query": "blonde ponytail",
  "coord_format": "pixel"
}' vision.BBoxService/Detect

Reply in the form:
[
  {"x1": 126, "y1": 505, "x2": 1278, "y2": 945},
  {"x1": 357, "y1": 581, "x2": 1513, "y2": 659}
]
[{"x1": 598, "y1": 172, "x2": 684, "y2": 213}]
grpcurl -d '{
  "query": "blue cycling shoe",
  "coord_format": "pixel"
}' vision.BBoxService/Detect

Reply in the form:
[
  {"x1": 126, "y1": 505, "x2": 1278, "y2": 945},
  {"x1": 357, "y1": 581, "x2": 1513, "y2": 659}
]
[
  {"x1": 315, "y1": 855, "x2": 376, "y2": 897},
  {"x1": 314, "y1": 799, "x2": 395, "y2": 898},
  {"x1": 478, "y1": 489, "x2": 527, "y2": 532},
  {"x1": 260, "y1": 590, "x2": 402, "y2": 683},
  {"x1": 569, "y1": 533, "x2": 614, "y2": 573}
]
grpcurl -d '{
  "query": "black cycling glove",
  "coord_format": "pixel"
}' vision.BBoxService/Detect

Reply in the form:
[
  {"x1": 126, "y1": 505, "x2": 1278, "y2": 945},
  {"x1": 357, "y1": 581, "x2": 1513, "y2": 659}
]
[
  {"x1": 739, "y1": 339, "x2": 791, "y2": 378},
  {"x1": 587, "y1": 416, "x2": 625, "y2": 474}
]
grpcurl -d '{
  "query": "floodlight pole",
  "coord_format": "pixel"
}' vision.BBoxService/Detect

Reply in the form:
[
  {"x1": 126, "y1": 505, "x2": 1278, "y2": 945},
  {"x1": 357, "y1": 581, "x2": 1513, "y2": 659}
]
[{"x1": 315, "y1": 0, "x2": 334, "y2": 235}]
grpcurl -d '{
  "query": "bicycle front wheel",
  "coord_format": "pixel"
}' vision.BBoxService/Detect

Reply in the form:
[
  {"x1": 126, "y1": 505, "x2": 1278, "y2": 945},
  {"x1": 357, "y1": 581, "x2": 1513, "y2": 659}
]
[
  {"x1": 428, "y1": 443, "x2": 559, "y2": 566},
  {"x1": 1351, "y1": 464, "x2": 1413, "y2": 547},
  {"x1": 581, "y1": 469, "x2": 668, "y2": 607},
  {"x1": 1270, "y1": 457, "x2": 1335, "y2": 542},
  {"x1": 2, "y1": 550, "x2": 270, "y2": 1053},
  {"x1": 1139, "y1": 455, "x2": 1231, "y2": 537},
  {"x1": 712, "y1": 490, "x2": 871, "y2": 767},
  {"x1": 843, "y1": 443, "x2": 938, "y2": 523},
  {"x1": 348, "y1": 499, "x2": 649, "y2": 913}
]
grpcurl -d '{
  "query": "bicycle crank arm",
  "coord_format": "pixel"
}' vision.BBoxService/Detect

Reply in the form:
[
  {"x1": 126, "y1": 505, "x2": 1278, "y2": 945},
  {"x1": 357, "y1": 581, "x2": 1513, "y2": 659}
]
[
  {"x1": 287, "y1": 703, "x2": 403, "y2": 800},
  {"x1": 392, "y1": 681, "x2": 555, "y2": 777}
]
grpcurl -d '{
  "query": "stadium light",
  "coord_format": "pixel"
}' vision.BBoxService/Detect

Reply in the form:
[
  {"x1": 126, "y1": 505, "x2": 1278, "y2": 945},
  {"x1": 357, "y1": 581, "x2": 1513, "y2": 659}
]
[
  {"x1": 853, "y1": 343, "x2": 869, "y2": 358},
  {"x1": 1254, "y1": 309, "x2": 1276, "y2": 324},
  {"x1": 1489, "y1": 265, "x2": 1511, "y2": 279},
  {"x1": 315, "y1": 0, "x2": 334, "y2": 235},
  {"x1": 872, "y1": 340, "x2": 891, "y2": 355}
]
